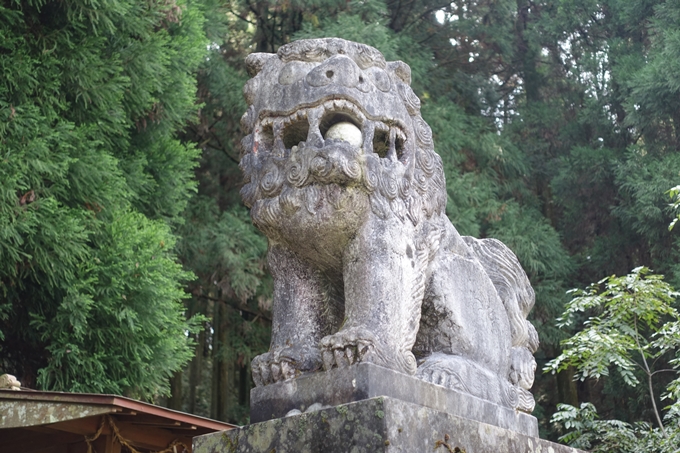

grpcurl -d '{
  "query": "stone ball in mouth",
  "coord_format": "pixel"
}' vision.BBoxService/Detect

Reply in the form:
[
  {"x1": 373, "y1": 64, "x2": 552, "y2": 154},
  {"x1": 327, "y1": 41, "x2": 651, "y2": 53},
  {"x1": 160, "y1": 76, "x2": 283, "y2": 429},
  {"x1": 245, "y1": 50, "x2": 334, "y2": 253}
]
[{"x1": 324, "y1": 122, "x2": 362, "y2": 148}]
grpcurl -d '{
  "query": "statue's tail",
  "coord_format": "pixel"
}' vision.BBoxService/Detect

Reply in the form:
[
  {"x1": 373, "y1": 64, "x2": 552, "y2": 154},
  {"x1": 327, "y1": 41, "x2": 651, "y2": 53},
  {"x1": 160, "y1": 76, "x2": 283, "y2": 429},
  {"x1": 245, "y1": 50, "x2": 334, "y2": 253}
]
[{"x1": 462, "y1": 236, "x2": 539, "y2": 413}]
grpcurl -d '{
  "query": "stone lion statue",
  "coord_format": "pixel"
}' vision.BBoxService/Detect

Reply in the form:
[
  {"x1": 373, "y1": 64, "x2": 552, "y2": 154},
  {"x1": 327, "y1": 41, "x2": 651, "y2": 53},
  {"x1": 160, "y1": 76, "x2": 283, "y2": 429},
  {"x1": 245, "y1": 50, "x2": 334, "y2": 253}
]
[{"x1": 239, "y1": 38, "x2": 538, "y2": 413}]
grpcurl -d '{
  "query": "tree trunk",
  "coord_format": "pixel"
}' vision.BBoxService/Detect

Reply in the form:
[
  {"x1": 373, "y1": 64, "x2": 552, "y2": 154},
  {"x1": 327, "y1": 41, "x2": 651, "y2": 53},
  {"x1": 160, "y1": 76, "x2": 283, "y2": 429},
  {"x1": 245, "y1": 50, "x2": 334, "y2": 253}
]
[
  {"x1": 515, "y1": 0, "x2": 541, "y2": 104},
  {"x1": 217, "y1": 301, "x2": 230, "y2": 421},
  {"x1": 210, "y1": 299, "x2": 220, "y2": 420},
  {"x1": 188, "y1": 298, "x2": 205, "y2": 414},
  {"x1": 210, "y1": 300, "x2": 233, "y2": 421},
  {"x1": 556, "y1": 366, "x2": 579, "y2": 408},
  {"x1": 239, "y1": 363, "x2": 249, "y2": 407},
  {"x1": 168, "y1": 369, "x2": 183, "y2": 410}
]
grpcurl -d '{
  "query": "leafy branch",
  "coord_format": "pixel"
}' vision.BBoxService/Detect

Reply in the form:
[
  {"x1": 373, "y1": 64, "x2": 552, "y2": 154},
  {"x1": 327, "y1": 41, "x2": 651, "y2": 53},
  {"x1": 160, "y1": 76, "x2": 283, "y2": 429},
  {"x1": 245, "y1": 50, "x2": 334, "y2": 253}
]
[
  {"x1": 668, "y1": 185, "x2": 680, "y2": 231},
  {"x1": 545, "y1": 267, "x2": 680, "y2": 450}
]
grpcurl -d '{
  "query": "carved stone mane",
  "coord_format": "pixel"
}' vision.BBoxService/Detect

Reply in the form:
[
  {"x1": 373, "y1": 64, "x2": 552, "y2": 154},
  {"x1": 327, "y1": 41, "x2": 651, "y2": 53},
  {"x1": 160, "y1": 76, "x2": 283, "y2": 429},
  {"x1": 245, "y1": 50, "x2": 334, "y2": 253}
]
[{"x1": 239, "y1": 38, "x2": 538, "y2": 413}]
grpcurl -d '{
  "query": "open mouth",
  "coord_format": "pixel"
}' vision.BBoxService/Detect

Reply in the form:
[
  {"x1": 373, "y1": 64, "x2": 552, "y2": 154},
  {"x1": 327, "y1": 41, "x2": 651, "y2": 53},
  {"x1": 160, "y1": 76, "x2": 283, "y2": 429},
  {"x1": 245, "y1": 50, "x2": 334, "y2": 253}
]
[{"x1": 254, "y1": 98, "x2": 407, "y2": 161}]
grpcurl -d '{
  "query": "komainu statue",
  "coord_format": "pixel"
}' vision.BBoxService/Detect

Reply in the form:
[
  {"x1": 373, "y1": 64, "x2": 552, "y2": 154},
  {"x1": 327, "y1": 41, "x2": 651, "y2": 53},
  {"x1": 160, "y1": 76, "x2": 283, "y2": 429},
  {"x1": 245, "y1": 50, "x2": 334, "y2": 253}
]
[{"x1": 239, "y1": 38, "x2": 539, "y2": 413}]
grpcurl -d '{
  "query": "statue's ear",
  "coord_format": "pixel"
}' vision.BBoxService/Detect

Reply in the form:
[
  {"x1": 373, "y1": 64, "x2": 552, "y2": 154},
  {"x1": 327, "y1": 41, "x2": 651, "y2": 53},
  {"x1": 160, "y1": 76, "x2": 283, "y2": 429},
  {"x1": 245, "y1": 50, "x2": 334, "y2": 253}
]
[
  {"x1": 246, "y1": 53, "x2": 277, "y2": 77},
  {"x1": 387, "y1": 61, "x2": 411, "y2": 85}
]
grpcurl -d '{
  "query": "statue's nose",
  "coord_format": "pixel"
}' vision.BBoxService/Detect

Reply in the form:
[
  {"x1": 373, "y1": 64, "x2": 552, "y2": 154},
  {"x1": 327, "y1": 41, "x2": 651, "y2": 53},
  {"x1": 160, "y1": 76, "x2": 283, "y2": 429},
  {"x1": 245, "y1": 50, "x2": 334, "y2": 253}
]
[{"x1": 306, "y1": 55, "x2": 361, "y2": 88}]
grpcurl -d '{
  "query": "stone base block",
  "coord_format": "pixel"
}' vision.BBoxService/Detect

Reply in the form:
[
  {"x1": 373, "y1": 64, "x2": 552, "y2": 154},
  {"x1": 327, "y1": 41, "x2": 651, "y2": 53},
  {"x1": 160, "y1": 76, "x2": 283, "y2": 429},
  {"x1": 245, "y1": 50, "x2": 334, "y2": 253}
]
[
  {"x1": 250, "y1": 363, "x2": 537, "y2": 437},
  {"x1": 194, "y1": 397, "x2": 580, "y2": 453}
]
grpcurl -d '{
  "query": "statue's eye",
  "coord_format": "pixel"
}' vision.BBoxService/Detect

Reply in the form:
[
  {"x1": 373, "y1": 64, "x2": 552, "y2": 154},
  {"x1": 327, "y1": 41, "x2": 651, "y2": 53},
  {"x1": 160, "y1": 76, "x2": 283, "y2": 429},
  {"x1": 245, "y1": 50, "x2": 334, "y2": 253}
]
[
  {"x1": 278, "y1": 61, "x2": 316, "y2": 85},
  {"x1": 367, "y1": 67, "x2": 391, "y2": 92}
]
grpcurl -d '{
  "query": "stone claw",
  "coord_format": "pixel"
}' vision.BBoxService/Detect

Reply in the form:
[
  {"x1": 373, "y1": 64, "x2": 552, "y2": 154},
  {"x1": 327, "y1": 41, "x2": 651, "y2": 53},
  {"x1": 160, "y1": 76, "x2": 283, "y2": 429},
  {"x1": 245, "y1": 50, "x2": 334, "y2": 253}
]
[
  {"x1": 259, "y1": 360, "x2": 272, "y2": 385},
  {"x1": 433, "y1": 371, "x2": 446, "y2": 386},
  {"x1": 271, "y1": 363, "x2": 282, "y2": 382},
  {"x1": 322, "y1": 350, "x2": 335, "y2": 371},
  {"x1": 250, "y1": 345, "x2": 322, "y2": 386},
  {"x1": 251, "y1": 355, "x2": 271, "y2": 386},
  {"x1": 281, "y1": 360, "x2": 296, "y2": 380},
  {"x1": 334, "y1": 349, "x2": 350, "y2": 368},
  {"x1": 319, "y1": 327, "x2": 379, "y2": 371},
  {"x1": 252, "y1": 358, "x2": 265, "y2": 387},
  {"x1": 345, "y1": 347, "x2": 354, "y2": 364}
]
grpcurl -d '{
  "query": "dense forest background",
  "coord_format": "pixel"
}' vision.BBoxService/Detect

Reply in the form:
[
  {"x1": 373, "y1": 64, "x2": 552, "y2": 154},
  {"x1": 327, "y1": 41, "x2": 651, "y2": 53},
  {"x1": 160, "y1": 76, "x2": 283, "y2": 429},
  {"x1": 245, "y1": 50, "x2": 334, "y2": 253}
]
[{"x1": 3, "y1": 0, "x2": 680, "y2": 447}]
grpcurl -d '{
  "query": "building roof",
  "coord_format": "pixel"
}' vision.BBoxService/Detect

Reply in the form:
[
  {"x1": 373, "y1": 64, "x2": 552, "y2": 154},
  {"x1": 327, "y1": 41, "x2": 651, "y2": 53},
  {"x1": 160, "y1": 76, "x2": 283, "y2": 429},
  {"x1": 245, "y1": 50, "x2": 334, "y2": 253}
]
[{"x1": 0, "y1": 389, "x2": 237, "y2": 453}]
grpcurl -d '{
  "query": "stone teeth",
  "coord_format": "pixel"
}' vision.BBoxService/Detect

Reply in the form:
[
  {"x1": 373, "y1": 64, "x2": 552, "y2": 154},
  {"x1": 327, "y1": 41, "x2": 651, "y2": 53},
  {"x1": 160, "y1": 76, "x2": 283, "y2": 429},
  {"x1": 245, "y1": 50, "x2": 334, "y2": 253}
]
[
  {"x1": 306, "y1": 106, "x2": 325, "y2": 148},
  {"x1": 273, "y1": 119, "x2": 285, "y2": 156},
  {"x1": 260, "y1": 117, "x2": 273, "y2": 128},
  {"x1": 317, "y1": 99, "x2": 367, "y2": 124},
  {"x1": 388, "y1": 127, "x2": 398, "y2": 161},
  {"x1": 362, "y1": 120, "x2": 375, "y2": 155}
]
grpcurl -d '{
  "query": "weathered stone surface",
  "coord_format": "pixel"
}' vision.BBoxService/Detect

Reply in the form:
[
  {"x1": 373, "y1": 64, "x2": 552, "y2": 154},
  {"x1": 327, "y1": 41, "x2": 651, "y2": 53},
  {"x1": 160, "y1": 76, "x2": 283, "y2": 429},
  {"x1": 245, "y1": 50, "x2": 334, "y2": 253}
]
[
  {"x1": 250, "y1": 363, "x2": 538, "y2": 437},
  {"x1": 194, "y1": 397, "x2": 580, "y2": 453},
  {"x1": 240, "y1": 37, "x2": 539, "y2": 415}
]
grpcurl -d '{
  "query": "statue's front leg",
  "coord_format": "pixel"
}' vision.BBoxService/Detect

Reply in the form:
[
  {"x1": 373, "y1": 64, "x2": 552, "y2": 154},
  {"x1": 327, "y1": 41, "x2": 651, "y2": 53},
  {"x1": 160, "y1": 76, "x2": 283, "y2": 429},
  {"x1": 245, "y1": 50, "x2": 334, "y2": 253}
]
[
  {"x1": 320, "y1": 216, "x2": 421, "y2": 375},
  {"x1": 252, "y1": 242, "x2": 340, "y2": 386}
]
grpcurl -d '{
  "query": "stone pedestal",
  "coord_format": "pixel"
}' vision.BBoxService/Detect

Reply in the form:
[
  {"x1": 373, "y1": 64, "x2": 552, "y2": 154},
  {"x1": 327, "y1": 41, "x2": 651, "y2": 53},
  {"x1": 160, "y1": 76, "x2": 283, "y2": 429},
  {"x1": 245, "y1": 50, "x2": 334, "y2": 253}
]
[
  {"x1": 194, "y1": 397, "x2": 580, "y2": 453},
  {"x1": 193, "y1": 365, "x2": 582, "y2": 453},
  {"x1": 250, "y1": 363, "x2": 537, "y2": 437}
]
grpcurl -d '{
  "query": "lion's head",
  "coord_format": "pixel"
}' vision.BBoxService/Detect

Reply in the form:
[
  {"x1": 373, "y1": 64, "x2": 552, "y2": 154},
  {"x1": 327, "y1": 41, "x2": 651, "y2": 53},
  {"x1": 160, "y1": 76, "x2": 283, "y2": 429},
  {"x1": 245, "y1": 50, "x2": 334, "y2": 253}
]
[{"x1": 239, "y1": 38, "x2": 447, "y2": 235}]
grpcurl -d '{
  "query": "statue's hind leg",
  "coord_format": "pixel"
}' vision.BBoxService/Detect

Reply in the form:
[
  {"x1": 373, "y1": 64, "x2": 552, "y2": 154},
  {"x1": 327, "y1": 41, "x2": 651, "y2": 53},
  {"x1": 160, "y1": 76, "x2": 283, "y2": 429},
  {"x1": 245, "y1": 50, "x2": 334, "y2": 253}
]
[
  {"x1": 413, "y1": 223, "x2": 530, "y2": 410},
  {"x1": 414, "y1": 252, "x2": 517, "y2": 408}
]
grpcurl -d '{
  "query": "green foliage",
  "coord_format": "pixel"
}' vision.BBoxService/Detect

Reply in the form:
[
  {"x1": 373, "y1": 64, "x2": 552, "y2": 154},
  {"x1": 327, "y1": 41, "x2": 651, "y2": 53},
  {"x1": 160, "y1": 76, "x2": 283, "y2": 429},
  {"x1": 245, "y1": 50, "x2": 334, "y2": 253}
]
[
  {"x1": 179, "y1": 198, "x2": 270, "y2": 304},
  {"x1": 551, "y1": 402, "x2": 680, "y2": 453},
  {"x1": 32, "y1": 211, "x2": 201, "y2": 397},
  {"x1": 613, "y1": 152, "x2": 680, "y2": 268},
  {"x1": 669, "y1": 185, "x2": 680, "y2": 232},
  {"x1": 0, "y1": 0, "x2": 206, "y2": 398},
  {"x1": 546, "y1": 267, "x2": 679, "y2": 385},
  {"x1": 546, "y1": 267, "x2": 680, "y2": 449},
  {"x1": 185, "y1": 0, "x2": 574, "y2": 425},
  {"x1": 296, "y1": 0, "x2": 393, "y2": 48},
  {"x1": 4, "y1": 0, "x2": 679, "y2": 433},
  {"x1": 171, "y1": 2, "x2": 275, "y2": 420},
  {"x1": 625, "y1": 1, "x2": 680, "y2": 155},
  {"x1": 170, "y1": 0, "x2": 680, "y2": 433}
]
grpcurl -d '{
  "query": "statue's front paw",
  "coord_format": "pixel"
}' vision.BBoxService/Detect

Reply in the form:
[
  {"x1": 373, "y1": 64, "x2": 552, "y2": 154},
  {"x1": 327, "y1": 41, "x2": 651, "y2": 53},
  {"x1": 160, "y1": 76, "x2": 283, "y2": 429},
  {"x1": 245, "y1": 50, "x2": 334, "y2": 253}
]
[
  {"x1": 251, "y1": 346, "x2": 321, "y2": 386},
  {"x1": 319, "y1": 327, "x2": 379, "y2": 370}
]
